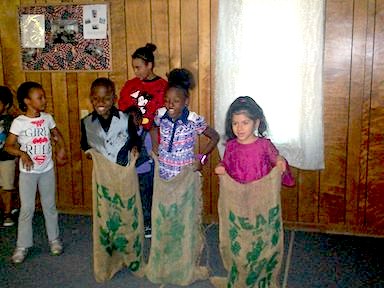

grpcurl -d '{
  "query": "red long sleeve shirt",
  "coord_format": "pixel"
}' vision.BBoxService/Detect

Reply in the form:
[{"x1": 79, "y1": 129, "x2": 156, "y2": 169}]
[{"x1": 118, "y1": 76, "x2": 168, "y2": 130}]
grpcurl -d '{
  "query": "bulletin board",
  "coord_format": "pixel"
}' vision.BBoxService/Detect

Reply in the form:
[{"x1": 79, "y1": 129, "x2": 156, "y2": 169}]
[{"x1": 19, "y1": 3, "x2": 111, "y2": 71}]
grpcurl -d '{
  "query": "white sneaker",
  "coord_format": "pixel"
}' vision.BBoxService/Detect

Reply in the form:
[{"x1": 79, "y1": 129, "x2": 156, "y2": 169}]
[
  {"x1": 3, "y1": 216, "x2": 15, "y2": 227},
  {"x1": 12, "y1": 247, "x2": 28, "y2": 264},
  {"x1": 49, "y1": 239, "x2": 63, "y2": 256},
  {"x1": 144, "y1": 227, "x2": 152, "y2": 239}
]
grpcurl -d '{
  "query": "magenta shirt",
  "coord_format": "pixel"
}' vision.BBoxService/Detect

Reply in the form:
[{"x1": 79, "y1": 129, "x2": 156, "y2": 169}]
[{"x1": 222, "y1": 138, "x2": 295, "y2": 186}]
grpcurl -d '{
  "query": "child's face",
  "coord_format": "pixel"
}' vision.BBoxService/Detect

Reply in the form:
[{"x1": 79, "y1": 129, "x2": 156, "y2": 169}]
[
  {"x1": 132, "y1": 58, "x2": 153, "y2": 80},
  {"x1": 26, "y1": 88, "x2": 46, "y2": 112},
  {"x1": 0, "y1": 101, "x2": 7, "y2": 115},
  {"x1": 165, "y1": 87, "x2": 188, "y2": 120},
  {"x1": 90, "y1": 86, "x2": 115, "y2": 119},
  {"x1": 231, "y1": 113, "x2": 259, "y2": 144}
]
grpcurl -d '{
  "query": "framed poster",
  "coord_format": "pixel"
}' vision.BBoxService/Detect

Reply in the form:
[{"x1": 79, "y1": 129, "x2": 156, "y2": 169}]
[{"x1": 19, "y1": 3, "x2": 111, "y2": 71}]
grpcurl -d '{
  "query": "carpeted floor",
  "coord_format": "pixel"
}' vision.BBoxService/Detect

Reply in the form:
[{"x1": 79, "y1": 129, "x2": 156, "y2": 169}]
[{"x1": 1, "y1": 213, "x2": 384, "y2": 288}]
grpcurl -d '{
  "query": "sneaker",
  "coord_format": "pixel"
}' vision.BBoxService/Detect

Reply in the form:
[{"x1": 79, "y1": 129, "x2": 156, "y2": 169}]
[
  {"x1": 11, "y1": 247, "x2": 28, "y2": 264},
  {"x1": 3, "y1": 216, "x2": 15, "y2": 227},
  {"x1": 11, "y1": 208, "x2": 19, "y2": 215},
  {"x1": 144, "y1": 227, "x2": 152, "y2": 239},
  {"x1": 49, "y1": 239, "x2": 63, "y2": 256}
]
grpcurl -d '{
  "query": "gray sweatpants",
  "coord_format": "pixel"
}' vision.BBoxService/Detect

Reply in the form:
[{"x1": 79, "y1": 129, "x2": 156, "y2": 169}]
[{"x1": 16, "y1": 168, "x2": 59, "y2": 248}]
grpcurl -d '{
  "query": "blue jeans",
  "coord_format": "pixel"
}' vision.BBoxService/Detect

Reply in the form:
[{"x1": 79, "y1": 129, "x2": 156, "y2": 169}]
[{"x1": 16, "y1": 168, "x2": 59, "y2": 248}]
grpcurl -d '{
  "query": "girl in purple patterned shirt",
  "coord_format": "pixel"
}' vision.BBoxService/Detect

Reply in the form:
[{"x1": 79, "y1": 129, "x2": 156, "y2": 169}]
[
  {"x1": 215, "y1": 96, "x2": 294, "y2": 186},
  {"x1": 154, "y1": 68, "x2": 219, "y2": 180},
  {"x1": 147, "y1": 68, "x2": 219, "y2": 286}
]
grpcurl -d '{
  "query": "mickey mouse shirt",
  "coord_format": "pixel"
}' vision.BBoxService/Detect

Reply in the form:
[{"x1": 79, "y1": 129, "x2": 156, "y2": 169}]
[
  {"x1": 118, "y1": 76, "x2": 167, "y2": 130},
  {"x1": 9, "y1": 113, "x2": 56, "y2": 173}
]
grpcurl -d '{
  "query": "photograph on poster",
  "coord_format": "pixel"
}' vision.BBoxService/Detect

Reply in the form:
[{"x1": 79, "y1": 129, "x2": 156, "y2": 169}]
[
  {"x1": 52, "y1": 20, "x2": 79, "y2": 44},
  {"x1": 83, "y1": 4, "x2": 107, "y2": 39},
  {"x1": 20, "y1": 14, "x2": 45, "y2": 48}
]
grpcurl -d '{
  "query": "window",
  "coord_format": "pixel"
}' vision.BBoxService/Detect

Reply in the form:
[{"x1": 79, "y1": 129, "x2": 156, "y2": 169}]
[{"x1": 215, "y1": 0, "x2": 325, "y2": 169}]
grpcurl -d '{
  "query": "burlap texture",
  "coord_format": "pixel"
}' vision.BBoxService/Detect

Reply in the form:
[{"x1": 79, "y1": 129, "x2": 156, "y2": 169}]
[
  {"x1": 87, "y1": 149, "x2": 144, "y2": 282},
  {"x1": 145, "y1": 161, "x2": 209, "y2": 286},
  {"x1": 211, "y1": 167, "x2": 283, "y2": 288}
]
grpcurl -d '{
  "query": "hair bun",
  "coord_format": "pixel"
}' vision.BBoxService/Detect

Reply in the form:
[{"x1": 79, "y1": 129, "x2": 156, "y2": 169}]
[
  {"x1": 167, "y1": 68, "x2": 195, "y2": 90},
  {"x1": 145, "y1": 43, "x2": 157, "y2": 52}
]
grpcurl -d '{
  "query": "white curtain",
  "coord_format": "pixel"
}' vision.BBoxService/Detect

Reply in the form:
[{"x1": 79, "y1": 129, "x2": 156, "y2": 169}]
[{"x1": 214, "y1": 0, "x2": 325, "y2": 170}]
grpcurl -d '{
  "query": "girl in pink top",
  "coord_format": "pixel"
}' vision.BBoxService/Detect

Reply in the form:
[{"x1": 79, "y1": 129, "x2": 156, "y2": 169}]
[{"x1": 215, "y1": 96, "x2": 294, "y2": 186}]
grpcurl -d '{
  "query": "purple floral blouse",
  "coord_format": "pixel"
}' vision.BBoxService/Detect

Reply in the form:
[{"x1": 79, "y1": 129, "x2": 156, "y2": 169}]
[{"x1": 222, "y1": 138, "x2": 295, "y2": 186}]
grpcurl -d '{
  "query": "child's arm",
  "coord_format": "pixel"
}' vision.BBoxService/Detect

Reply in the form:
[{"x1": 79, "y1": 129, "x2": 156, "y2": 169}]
[
  {"x1": 80, "y1": 119, "x2": 91, "y2": 151},
  {"x1": 276, "y1": 155, "x2": 287, "y2": 173},
  {"x1": 5, "y1": 133, "x2": 33, "y2": 171},
  {"x1": 51, "y1": 127, "x2": 68, "y2": 166},
  {"x1": 195, "y1": 126, "x2": 220, "y2": 171},
  {"x1": 149, "y1": 126, "x2": 159, "y2": 156},
  {"x1": 268, "y1": 141, "x2": 295, "y2": 186},
  {"x1": 276, "y1": 154, "x2": 295, "y2": 186},
  {"x1": 214, "y1": 163, "x2": 226, "y2": 175},
  {"x1": 80, "y1": 119, "x2": 92, "y2": 159}
]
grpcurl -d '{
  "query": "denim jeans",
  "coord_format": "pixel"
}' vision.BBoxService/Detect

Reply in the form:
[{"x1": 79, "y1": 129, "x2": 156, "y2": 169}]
[{"x1": 138, "y1": 163, "x2": 154, "y2": 228}]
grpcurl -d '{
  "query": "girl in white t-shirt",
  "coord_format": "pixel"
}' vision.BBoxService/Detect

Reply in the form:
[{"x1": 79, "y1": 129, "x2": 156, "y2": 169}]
[{"x1": 5, "y1": 81, "x2": 67, "y2": 264}]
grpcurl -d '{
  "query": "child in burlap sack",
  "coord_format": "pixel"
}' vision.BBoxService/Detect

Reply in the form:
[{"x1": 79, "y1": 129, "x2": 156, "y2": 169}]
[
  {"x1": 81, "y1": 77, "x2": 140, "y2": 166},
  {"x1": 145, "y1": 68, "x2": 219, "y2": 286},
  {"x1": 81, "y1": 77, "x2": 144, "y2": 282},
  {"x1": 213, "y1": 96, "x2": 294, "y2": 288}
]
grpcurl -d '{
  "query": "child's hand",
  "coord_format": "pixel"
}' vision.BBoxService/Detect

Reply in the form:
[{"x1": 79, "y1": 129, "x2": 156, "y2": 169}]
[
  {"x1": 20, "y1": 152, "x2": 33, "y2": 171},
  {"x1": 131, "y1": 146, "x2": 139, "y2": 161},
  {"x1": 56, "y1": 148, "x2": 68, "y2": 166},
  {"x1": 151, "y1": 142, "x2": 159, "y2": 156},
  {"x1": 215, "y1": 164, "x2": 226, "y2": 175},
  {"x1": 276, "y1": 155, "x2": 287, "y2": 173},
  {"x1": 52, "y1": 134, "x2": 59, "y2": 143},
  {"x1": 194, "y1": 161, "x2": 203, "y2": 172}
]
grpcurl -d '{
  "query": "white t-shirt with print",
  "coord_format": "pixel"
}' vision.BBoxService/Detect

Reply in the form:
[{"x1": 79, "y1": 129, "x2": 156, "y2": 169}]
[{"x1": 10, "y1": 112, "x2": 56, "y2": 173}]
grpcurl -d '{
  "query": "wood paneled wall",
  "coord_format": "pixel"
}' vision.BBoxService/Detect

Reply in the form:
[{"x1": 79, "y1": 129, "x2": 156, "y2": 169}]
[
  {"x1": 0, "y1": 0, "x2": 220, "y2": 219},
  {"x1": 0, "y1": 0, "x2": 383, "y2": 236},
  {"x1": 283, "y1": 0, "x2": 384, "y2": 236}
]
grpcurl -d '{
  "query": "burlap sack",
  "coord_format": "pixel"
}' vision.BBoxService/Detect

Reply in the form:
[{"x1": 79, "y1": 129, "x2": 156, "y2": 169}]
[
  {"x1": 145, "y1": 161, "x2": 209, "y2": 286},
  {"x1": 87, "y1": 149, "x2": 144, "y2": 282},
  {"x1": 211, "y1": 167, "x2": 283, "y2": 288}
]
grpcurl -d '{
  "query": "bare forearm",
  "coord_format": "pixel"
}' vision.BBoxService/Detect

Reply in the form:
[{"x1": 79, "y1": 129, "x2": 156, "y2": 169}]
[
  {"x1": 201, "y1": 126, "x2": 220, "y2": 156},
  {"x1": 201, "y1": 141, "x2": 218, "y2": 156},
  {"x1": 51, "y1": 128, "x2": 66, "y2": 150},
  {"x1": 4, "y1": 134, "x2": 23, "y2": 157},
  {"x1": 5, "y1": 133, "x2": 33, "y2": 170},
  {"x1": 4, "y1": 145, "x2": 24, "y2": 157},
  {"x1": 149, "y1": 126, "x2": 159, "y2": 154}
]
